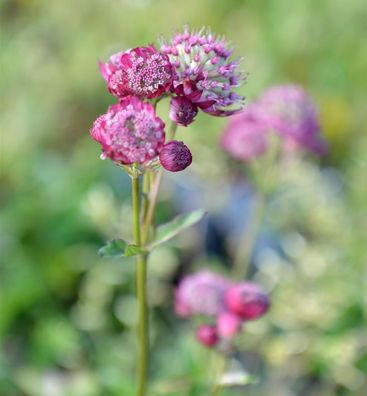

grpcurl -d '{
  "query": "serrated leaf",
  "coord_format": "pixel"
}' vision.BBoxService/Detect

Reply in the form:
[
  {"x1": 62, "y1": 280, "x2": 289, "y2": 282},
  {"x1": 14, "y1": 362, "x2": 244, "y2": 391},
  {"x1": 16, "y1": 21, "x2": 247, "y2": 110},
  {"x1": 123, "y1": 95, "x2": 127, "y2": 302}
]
[
  {"x1": 148, "y1": 209, "x2": 207, "y2": 249},
  {"x1": 98, "y1": 239, "x2": 145, "y2": 258}
]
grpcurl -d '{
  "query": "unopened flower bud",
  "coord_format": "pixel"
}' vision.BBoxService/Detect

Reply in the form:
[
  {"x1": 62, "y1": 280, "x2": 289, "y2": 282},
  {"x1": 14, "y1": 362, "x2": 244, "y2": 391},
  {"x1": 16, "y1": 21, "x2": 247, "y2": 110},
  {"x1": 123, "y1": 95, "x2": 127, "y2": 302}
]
[
  {"x1": 169, "y1": 96, "x2": 198, "y2": 126},
  {"x1": 196, "y1": 325, "x2": 219, "y2": 348},
  {"x1": 217, "y1": 311, "x2": 242, "y2": 339},
  {"x1": 159, "y1": 140, "x2": 192, "y2": 172},
  {"x1": 225, "y1": 282, "x2": 270, "y2": 321}
]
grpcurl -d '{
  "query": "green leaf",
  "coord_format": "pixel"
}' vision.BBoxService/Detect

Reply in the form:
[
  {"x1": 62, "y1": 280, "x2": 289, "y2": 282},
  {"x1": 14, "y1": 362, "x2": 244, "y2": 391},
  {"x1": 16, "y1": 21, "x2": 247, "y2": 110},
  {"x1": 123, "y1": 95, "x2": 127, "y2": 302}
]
[
  {"x1": 98, "y1": 239, "x2": 145, "y2": 258},
  {"x1": 124, "y1": 244, "x2": 144, "y2": 257},
  {"x1": 148, "y1": 209, "x2": 207, "y2": 249}
]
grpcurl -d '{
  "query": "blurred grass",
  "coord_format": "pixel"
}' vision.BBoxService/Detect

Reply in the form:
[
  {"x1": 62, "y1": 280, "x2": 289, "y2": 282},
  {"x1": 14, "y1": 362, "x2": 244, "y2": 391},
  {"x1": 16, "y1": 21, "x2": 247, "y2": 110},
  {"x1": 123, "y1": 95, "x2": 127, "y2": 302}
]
[{"x1": 1, "y1": 0, "x2": 367, "y2": 395}]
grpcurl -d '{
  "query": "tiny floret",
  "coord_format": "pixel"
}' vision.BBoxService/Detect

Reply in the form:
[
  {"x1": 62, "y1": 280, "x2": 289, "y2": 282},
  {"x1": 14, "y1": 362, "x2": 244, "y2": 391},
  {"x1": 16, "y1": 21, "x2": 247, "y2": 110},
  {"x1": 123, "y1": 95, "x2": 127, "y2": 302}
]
[
  {"x1": 161, "y1": 26, "x2": 245, "y2": 117},
  {"x1": 169, "y1": 96, "x2": 198, "y2": 126},
  {"x1": 99, "y1": 46, "x2": 173, "y2": 100},
  {"x1": 159, "y1": 140, "x2": 192, "y2": 172},
  {"x1": 90, "y1": 96, "x2": 165, "y2": 165}
]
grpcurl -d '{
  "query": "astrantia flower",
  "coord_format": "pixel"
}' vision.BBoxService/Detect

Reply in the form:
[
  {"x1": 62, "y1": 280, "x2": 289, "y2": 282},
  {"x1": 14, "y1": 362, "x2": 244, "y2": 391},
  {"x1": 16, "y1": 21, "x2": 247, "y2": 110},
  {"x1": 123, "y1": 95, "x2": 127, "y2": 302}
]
[
  {"x1": 220, "y1": 104, "x2": 268, "y2": 161},
  {"x1": 225, "y1": 282, "x2": 270, "y2": 321},
  {"x1": 175, "y1": 271, "x2": 232, "y2": 317},
  {"x1": 257, "y1": 84, "x2": 327, "y2": 155},
  {"x1": 159, "y1": 140, "x2": 192, "y2": 172},
  {"x1": 169, "y1": 96, "x2": 198, "y2": 126},
  {"x1": 99, "y1": 46, "x2": 173, "y2": 100},
  {"x1": 161, "y1": 26, "x2": 245, "y2": 116},
  {"x1": 90, "y1": 96, "x2": 165, "y2": 165}
]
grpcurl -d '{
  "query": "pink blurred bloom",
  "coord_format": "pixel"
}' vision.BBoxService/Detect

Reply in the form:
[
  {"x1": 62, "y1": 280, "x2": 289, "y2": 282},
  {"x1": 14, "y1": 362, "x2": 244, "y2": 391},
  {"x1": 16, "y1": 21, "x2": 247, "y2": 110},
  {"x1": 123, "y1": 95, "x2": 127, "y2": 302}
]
[
  {"x1": 175, "y1": 271, "x2": 232, "y2": 317},
  {"x1": 196, "y1": 324, "x2": 219, "y2": 348},
  {"x1": 161, "y1": 26, "x2": 245, "y2": 117},
  {"x1": 169, "y1": 96, "x2": 198, "y2": 126},
  {"x1": 257, "y1": 84, "x2": 327, "y2": 155},
  {"x1": 225, "y1": 282, "x2": 270, "y2": 321},
  {"x1": 217, "y1": 311, "x2": 242, "y2": 339},
  {"x1": 99, "y1": 46, "x2": 173, "y2": 100},
  {"x1": 159, "y1": 140, "x2": 192, "y2": 172},
  {"x1": 220, "y1": 104, "x2": 268, "y2": 161},
  {"x1": 90, "y1": 96, "x2": 165, "y2": 165}
]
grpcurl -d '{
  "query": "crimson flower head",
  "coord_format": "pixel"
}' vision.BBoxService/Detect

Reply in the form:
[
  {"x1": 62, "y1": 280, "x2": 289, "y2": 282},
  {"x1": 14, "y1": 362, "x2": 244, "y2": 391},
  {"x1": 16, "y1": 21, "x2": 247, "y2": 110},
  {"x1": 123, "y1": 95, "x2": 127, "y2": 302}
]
[
  {"x1": 161, "y1": 26, "x2": 245, "y2": 117},
  {"x1": 174, "y1": 271, "x2": 232, "y2": 317},
  {"x1": 159, "y1": 140, "x2": 192, "y2": 172},
  {"x1": 90, "y1": 96, "x2": 165, "y2": 165},
  {"x1": 257, "y1": 84, "x2": 328, "y2": 155},
  {"x1": 225, "y1": 282, "x2": 270, "y2": 321},
  {"x1": 99, "y1": 46, "x2": 173, "y2": 100},
  {"x1": 220, "y1": 104, "x2": 268, "y2": 162}
]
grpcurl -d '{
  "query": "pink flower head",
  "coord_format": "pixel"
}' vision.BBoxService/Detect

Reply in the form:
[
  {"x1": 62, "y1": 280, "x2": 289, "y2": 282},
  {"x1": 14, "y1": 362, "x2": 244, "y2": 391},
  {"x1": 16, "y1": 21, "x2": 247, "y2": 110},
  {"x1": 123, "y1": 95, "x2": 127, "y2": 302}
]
[
  {"x1": 196, "y1": 324, "x2": 219, "y2": 348},
  {"x1": 225, "y1": 282, "x2": 270, "y2": 321},
  {"x1": 99, "y1": 46, "x2": 173, "y2": 100},
  {"x1": 159, "y1": 140, "x2": 192, "y2": 172},
  {"x1": 169, "y1": 96, "x2": 198, "y2": 126},
  {"x1": 257, "y1": 84, "x2": 327, "y2": 155},
  {"x1": 220, "y1": 104, "x2": 268, "y2": 161},
  {"x1": 175, "y1": 271, "x2": 232, "y2": 317},
  {"x1": 161, "y1": 26, "x2": 245, "y2": 117},
  {"x1": 217, "y1": 311, "x2": 242, "y2": 339},
  {"x1": 90, "y1": 96, "x2": 165, "y2": 165}
]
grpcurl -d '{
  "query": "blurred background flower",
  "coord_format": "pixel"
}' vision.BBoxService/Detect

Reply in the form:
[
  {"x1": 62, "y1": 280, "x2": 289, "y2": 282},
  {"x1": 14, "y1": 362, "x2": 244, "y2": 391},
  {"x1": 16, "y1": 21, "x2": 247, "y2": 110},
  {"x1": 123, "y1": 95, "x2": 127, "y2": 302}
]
[{"x1": 1, "y1": 0, "x2": 366, "y2": 395}]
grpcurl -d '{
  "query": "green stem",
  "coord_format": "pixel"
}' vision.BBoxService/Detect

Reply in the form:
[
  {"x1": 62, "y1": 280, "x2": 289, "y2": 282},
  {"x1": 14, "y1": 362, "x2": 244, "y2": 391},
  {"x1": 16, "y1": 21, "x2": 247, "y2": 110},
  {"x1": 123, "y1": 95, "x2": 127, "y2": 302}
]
[
  {"x1": 233, "y1": 192, "x2": 266, "y2": 279},
  {"x1": 132, "y1": 169, "x2": 149, "y2": 396}
]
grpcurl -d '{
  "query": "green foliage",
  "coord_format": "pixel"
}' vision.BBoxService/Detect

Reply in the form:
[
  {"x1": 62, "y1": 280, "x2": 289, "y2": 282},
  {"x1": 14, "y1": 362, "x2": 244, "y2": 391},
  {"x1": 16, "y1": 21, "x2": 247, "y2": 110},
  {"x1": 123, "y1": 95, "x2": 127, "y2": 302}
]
[
  {"x1": 148, "y1": 210, "x2": 207, "y2": 250},
  {"x1": 99, "y1": 239, "x2": 145, "y2": 258}
]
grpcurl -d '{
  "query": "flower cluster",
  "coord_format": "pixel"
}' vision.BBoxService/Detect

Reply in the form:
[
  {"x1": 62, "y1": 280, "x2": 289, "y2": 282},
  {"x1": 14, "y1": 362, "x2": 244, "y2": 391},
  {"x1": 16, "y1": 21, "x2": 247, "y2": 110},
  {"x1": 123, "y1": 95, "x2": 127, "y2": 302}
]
[
  {"x1": 175, "y1": 271, "x2": 270, "y2": 348},
  {"x1": 90, "y1": 27, "x2": 245, "y2": 173},
  {"x1": 161, "y1": 26, "x2": 245, "y2": 118},
  {"x1": 221, "y1": 84, "x2": 328, "y2": 161}
]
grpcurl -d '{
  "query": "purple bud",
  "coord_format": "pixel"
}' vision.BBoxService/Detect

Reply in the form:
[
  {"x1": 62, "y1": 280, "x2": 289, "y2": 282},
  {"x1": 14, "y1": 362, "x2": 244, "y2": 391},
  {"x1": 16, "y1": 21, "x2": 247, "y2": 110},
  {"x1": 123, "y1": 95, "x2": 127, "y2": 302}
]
[
  {"x1": 169, "y1": 96, "x2": 198, "y2": 126},
  {"x1": 225, "y1": 282, "x2": 270, "y2": 321},
  {"x1": 196, "y1": 325, "x2": 219, "y2": 348},
  {"x1": 159, "y1": 140, "x2": 192, "y2": 172}
]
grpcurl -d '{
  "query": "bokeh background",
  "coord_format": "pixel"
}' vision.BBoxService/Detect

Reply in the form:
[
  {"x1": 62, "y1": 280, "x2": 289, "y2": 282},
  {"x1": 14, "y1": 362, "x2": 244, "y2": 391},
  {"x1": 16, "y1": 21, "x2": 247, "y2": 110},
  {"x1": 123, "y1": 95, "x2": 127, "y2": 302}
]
[{"x1": 1, "y1": 0, "x2": 367, "y2": 395}]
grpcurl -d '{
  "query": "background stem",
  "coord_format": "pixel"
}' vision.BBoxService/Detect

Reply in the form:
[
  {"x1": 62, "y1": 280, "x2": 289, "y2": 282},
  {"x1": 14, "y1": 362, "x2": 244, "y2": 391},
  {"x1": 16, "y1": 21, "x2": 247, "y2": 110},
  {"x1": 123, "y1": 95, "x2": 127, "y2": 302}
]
[
  {"x1": 233, "y1": 192, "x2": 266, "y2": 279},
  {"x1": 132, "y1": 171, "x2": 149, "y2": 396}
]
